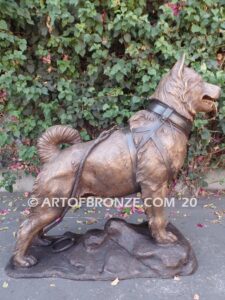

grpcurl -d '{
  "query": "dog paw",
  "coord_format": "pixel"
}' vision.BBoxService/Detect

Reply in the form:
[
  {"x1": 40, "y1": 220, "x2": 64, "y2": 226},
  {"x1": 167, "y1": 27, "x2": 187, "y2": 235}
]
[
  {"x1": 154, "y1": 230, "x2": 178, "y2": 244},
  {"x1": 13, "y1": 255, "x2": 38, "y2": 268}
]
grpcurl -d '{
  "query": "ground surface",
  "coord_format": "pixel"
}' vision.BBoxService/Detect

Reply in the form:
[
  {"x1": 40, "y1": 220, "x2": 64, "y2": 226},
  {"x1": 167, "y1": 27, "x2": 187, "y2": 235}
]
[{"x1": 0, "y1": 192, "x2": 225, "y2": 300}]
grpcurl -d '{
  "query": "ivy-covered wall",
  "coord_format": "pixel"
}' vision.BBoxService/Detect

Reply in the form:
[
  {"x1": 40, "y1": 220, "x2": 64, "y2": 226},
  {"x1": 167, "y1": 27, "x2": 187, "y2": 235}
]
[{"x1": 0, "y1": 0, "x2": 224, "y2": 189}]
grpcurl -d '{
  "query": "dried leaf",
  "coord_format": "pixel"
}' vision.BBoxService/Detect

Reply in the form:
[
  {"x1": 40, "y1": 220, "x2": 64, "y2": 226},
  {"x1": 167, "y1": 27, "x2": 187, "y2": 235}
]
[
  {"x1": 111, "y1": 278, "x2": 119, "y2": 286},
  {"x1": 21, "y1": 208, "x2": 30, "y2": 216},
  {"x1": 104, "y1": 212, "x2": 113, "y2": 219},
  {"x1": 137, "y1": 218, "x2": 144, "y2": 223},
  {"x1": 174, "y1": 275, "x2": 180, "y2": 281},
  {"x1": 2, "y1": 281, "x2": 8, "y2": 288},
  {"x1": 214, "y1": 210, "x2": 224, "y2": 220},
  {"x1": 0, "y1": 227, "x2": 9, "y2": 231},
  {"x1": 24, "y1": 192, "x2": 30, "y2": 198},
  {"x1": 203, "y1": 203, "x2": 216, "y2": 209},
  {"x1": 0, "y1": 209, "x2": 9, "y2": 216},
  {"x1": 196, "y1": 223, "x2": 204, "y2": 228},
  {"x1": 211, "y1": 219, "x2": 221, "y2": 224},
  {"x1": 85, "y1": 218, "x2": 97, "y2": 225}
]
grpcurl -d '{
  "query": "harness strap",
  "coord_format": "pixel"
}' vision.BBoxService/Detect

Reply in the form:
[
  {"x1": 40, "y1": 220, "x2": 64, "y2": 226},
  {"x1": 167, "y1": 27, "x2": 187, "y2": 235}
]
[
  {"x1": 130, "y1": 121, "x2": 175, "y2": 181},
  {"x1": 151, "y1": 134, "x2": 175, "y2": 179},
  {"x1": 148, "y1": 99, "x2": 192, "y2": 137},
  {"x1": 132, "y1": 119, "x2": 163, "y2": 149},
  {"x1": 128, "y1": 99, "x2": 193, "y2": 180},
  {"x1": 122, "y1": 127, "x2": 138, "y2": 190},
  {"x1": 129, "y1": 105, "x2": 179, "y2": 180}
]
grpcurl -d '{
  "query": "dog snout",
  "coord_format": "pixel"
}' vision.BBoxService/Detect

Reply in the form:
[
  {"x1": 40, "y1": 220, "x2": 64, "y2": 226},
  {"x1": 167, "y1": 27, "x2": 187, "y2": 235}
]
[{"x1": 203, "y1": 82, "x2": 221, "y2": 100}]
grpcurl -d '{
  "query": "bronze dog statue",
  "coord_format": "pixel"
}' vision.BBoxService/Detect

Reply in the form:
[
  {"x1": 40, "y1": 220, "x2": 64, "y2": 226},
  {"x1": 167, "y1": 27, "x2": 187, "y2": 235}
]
[{"x1": 13, "y1": 55, "x2": 221, "y2": 267}]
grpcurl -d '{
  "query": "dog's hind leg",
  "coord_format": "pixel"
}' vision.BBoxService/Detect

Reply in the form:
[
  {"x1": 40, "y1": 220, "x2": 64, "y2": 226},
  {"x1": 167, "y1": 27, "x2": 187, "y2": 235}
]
[
  {"x1": 12, "y1": 204, "x2": 64, "y2": 267},
  {"x1": 143, "y1": 200, "x2": 153, "y2": 223},
  {"x1": 142, "y1": 183, "x2": 177, "y2": 244}
]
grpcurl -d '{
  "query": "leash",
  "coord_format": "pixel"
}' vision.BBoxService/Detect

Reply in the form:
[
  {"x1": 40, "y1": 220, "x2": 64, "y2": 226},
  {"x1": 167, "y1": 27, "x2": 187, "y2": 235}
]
[{"x1": 39, "y1": 126, "x2": 117, "y2": 252}]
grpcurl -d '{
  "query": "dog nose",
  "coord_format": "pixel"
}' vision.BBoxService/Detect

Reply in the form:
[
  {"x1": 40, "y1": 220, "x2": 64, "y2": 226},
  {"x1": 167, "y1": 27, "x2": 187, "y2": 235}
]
[
  {"x1": 217, "y1": 86, "x2": 222, "y2": 98},
  {"x1": 214, "y1": 85, "x2": 221, "y2": 99}
]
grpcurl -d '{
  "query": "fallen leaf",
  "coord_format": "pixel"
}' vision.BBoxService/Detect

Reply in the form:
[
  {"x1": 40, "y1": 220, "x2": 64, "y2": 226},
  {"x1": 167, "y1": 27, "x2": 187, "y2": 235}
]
[
  {"x1": 2, "y1": 281, "x2": 8, "y2": 288},
  {"x1": 0, "y1": 210, "x2": 9, "y2": 216},
  {"x1": 214, "y1": 210, "x2": 225, "y2": 220},
  {"x1": 137, "y1": 218, "x2": 144, "y2": 223},
  {"x1": 174, "y1": 275, "x2": 180, "y2": 281},
  {"x1": 0, "y1": 227, "x2": 9, "y2": 231},
  {"x1": 196, "y1": 223, "x2": 204, "y2": 228},
  {"x1": 24, "y1": 192, "x2": 30, "y2": 198},
  {"x1": 111, "y1": 277, "x2": 119, "y2": 286},
  {"x1": 85, "y1": 218, "x2": 97, "y2": 225},
  {"x1": 104, "y1": 212, "x2": 113, "y2": 219},
  {"x1": 135, "y1": 206, "x2": 144, "y2": 214},
  {"x1": 21, "y1": 208, "x2": 30, "y2": 216},
  {"x1": 203, "y1": 203, "x2": 216, "y2": 209},
  {"x1": 71, "y1": 206, "x2": 80, "y2": 213},
  {"x1": 211, "y1": 219, "x2": 221, "y2": 224}
]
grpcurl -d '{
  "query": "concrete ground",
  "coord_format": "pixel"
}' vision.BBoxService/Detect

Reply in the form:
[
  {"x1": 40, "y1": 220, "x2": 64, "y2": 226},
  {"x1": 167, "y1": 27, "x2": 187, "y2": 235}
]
[{"x1": 0, "y1": 192, "x2": 225, "y2": 300}]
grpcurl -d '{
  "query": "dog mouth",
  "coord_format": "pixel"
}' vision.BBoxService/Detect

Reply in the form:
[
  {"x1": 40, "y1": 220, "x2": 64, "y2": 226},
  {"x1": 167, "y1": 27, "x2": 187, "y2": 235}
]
[
  {"x1": 202, "y1": 95, "x2": 218, "y2": 117},
  {"x1": 202, "y1": 95, "x2": 217, "y2": 104}
]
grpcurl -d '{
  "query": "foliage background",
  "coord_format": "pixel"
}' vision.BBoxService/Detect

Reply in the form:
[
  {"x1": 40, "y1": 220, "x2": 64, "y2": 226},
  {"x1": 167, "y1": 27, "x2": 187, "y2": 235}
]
[{"x1": 0, "y1": 0, "x2": 224, "y2": 191}]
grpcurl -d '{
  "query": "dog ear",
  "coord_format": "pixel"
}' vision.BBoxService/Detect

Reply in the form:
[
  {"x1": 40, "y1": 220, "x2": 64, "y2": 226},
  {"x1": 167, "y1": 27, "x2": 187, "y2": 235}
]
[{"x1": 171, "y1": 53, "x2": 185, "y2": 78}]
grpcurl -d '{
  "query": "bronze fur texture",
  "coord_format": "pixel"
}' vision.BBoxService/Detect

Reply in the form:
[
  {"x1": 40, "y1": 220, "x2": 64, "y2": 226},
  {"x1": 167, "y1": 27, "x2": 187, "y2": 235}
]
[{"x1": 12, "y1": 55, "x2": 221, "y2": 267}]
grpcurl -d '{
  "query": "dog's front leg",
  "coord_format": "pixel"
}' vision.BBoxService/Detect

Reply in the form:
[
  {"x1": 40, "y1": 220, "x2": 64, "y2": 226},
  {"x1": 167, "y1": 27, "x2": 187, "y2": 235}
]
[{"x1": 143, "y1": 183, "x2": 177, "y2": 244}]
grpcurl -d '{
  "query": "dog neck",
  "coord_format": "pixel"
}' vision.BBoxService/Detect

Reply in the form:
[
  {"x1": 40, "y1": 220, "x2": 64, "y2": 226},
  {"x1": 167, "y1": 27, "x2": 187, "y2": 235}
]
[
  {"x1": 147, "y1": 99, "x2": 193, "y2": 138},
  {"x1": 150, "y1": 75, "x2": 195, "y2": 122}
]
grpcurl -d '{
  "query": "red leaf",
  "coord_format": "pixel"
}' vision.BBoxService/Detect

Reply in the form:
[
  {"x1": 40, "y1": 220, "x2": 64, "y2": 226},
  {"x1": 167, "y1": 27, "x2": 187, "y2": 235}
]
[{"x1": 196, "y1": 223, "x2": 204, "y2": 228}]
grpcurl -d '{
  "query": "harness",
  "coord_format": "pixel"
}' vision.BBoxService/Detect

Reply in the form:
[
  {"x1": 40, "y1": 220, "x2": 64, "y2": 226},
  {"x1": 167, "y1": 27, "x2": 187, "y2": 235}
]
[
  {"x1": 39, "y1": 98, "x2": 192, "y2": 252},
  {"x1": 123, "y1": 99, "x2": 192, "y2": 185}
]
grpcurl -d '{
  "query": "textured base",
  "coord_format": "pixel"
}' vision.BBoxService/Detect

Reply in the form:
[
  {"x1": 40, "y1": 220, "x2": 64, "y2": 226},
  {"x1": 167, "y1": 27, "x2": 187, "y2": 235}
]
[{"x1": 6, "y1": 218, "x2": 197, "y2": 280}]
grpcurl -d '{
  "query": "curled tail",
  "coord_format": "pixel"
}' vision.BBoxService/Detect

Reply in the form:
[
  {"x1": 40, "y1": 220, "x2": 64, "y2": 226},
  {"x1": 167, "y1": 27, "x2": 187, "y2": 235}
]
[{"x1": 37, "y1": 125, "x2": 81, "y2": 163}]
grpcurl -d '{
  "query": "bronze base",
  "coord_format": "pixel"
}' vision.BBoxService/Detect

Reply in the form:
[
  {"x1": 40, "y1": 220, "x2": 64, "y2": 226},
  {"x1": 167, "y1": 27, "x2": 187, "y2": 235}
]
[{"x1": 6, "y1": 218, "x2": 197, "y2": 280}]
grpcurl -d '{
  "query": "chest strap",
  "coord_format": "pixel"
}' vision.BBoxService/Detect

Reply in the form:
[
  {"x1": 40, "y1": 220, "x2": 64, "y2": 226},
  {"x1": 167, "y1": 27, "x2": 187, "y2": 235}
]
[
  {"x1": 122, "y1": 99, "x2": 193, "y2": 183},
  {"x1": 122, "y1": 127, "x2": 138, "y2": 190},
  {"x1": 132, "y1": 119, "x2": 175, "y2": 180}
]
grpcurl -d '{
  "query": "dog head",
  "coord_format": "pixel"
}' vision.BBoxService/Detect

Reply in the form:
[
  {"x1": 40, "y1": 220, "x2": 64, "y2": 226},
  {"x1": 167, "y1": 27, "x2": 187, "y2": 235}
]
[{"x1": 151, "y1": 54, "x2": 221, "y2": 120}]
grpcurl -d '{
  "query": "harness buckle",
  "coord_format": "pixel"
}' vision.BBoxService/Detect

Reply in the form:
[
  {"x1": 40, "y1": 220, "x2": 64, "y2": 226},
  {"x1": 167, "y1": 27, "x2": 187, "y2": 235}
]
[{"x1": 161, "y1": 107, "x2": 173, "y2": 121}]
